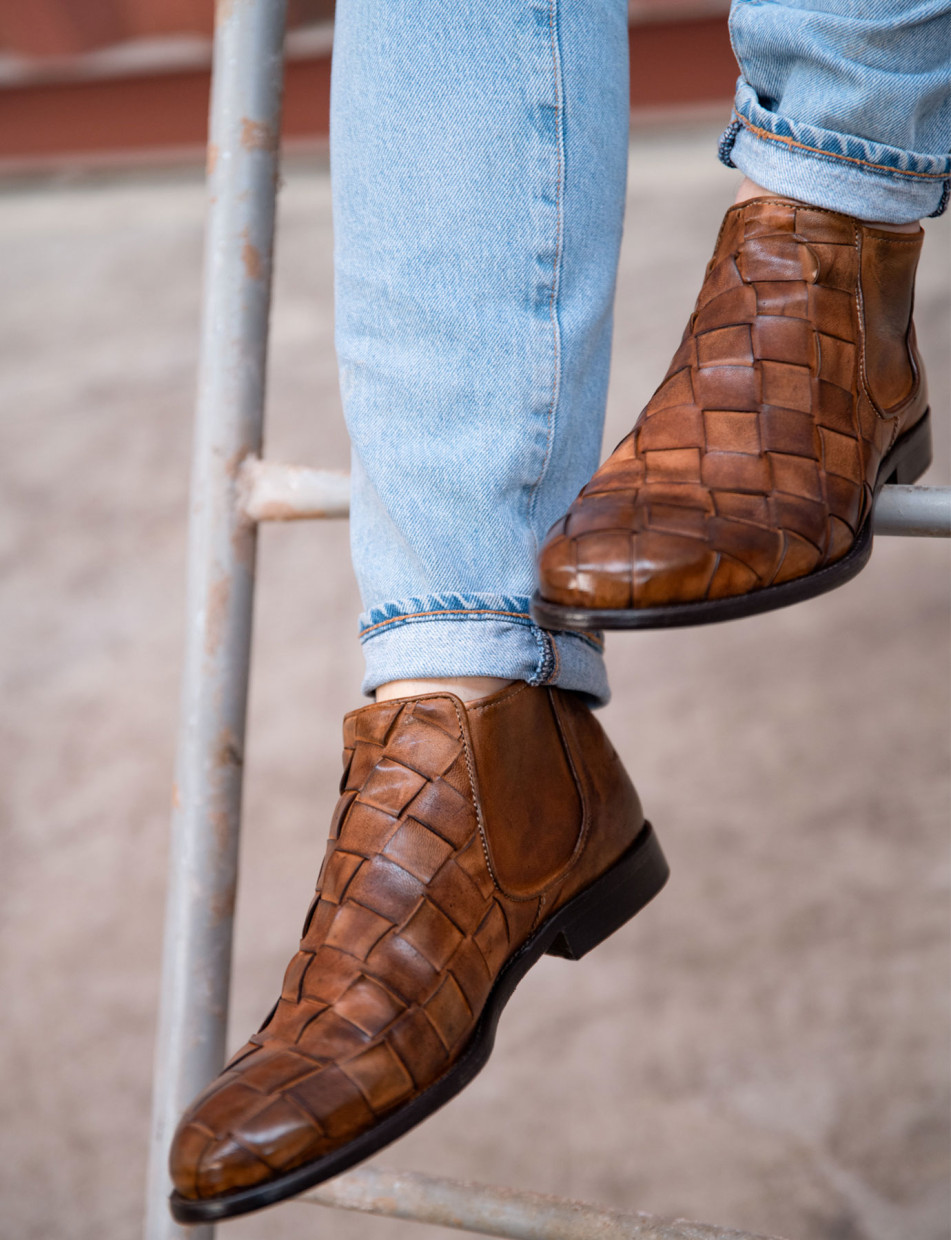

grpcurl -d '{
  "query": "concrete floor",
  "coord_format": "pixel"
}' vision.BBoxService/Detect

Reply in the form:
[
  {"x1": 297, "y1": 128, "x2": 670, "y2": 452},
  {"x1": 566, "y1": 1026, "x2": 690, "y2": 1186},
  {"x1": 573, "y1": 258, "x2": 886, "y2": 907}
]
[{"x1": 0, "y1": 124, "x2": 948, "y2": 1240}]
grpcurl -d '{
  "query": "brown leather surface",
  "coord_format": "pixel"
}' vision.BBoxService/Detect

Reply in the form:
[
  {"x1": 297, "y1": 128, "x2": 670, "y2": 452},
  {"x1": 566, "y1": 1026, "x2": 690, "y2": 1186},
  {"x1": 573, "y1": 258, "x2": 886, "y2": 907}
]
[
  {"x1": 466, "y1": 683, "x2": 583, "y2": 896},
  {"x1": 169, "y1": 683, "x2": 643, "y2": 1201},
  {"x1": 536, "y1": 198, "x2": 928, "y2": 612}
]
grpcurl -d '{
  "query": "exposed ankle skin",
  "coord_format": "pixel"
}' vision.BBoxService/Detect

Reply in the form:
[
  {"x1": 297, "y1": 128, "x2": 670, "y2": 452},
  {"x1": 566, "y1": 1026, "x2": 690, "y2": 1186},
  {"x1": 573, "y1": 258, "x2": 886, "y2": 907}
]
[
  {"x1": 733, "y1": 175, "x2": 922, "y2": 234},
  {"x1": 375, "y1": 676, "x2": 515, "y2": 704}
]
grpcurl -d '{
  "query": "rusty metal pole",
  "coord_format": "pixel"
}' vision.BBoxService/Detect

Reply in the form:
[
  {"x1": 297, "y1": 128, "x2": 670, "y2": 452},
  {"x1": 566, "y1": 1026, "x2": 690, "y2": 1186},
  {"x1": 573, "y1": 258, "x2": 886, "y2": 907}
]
[
  {"x1": 303, "y1": 1166, "x2": 790, "y2": 1240},
  {"x1": 144, "y1": 2, "x2": 287, "y2": 1237}
]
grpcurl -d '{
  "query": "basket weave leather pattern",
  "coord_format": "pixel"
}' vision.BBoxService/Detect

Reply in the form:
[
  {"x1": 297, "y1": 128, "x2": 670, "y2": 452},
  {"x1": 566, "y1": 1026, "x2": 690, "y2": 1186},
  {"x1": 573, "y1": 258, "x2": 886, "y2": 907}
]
[
  {"x1": 537, "y1": 199, "x2": 927, "y2": 610},
  {"x1": 169, "y1": 685, "x2": 641, "y2": 1201}
]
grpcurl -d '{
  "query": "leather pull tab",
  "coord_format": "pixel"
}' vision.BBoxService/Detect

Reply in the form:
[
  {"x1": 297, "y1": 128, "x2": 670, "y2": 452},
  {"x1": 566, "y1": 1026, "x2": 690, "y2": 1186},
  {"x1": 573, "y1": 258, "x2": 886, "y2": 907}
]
[
  {"x1": 861, "y1": 231, "x2": 922, "y2": 412},
  {"x1": 466, "y1": 685, "x2": 583, "y2": 896}
]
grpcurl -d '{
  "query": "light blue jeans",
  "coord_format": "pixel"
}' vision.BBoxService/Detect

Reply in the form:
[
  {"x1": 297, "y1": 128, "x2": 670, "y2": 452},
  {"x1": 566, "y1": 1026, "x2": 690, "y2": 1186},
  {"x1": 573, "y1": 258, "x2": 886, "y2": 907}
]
[
  {"x1": 330, "y1": 0, "x2": 951, "y2": 705},
  {"x1": 721, "y1": 0, "x2": 951, "y2": 223}
]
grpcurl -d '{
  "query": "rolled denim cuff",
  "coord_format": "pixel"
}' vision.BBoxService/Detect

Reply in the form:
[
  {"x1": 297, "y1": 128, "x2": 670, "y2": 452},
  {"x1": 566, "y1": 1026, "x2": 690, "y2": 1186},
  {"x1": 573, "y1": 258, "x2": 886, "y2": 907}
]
[
  {"x1": 719, "y1": 80, "x2": 951, "y2": 223},
  {"x1": 359, "y1": 593, "x2": 609, "y2": 707}
]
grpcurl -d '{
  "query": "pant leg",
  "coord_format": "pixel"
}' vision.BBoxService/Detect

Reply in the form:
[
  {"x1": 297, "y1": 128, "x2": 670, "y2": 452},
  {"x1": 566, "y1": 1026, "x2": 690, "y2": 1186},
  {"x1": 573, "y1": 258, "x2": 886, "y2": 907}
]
[
  {"x1": 719, "y1": 0, "x2": 951, "y2": 222},
  {"x1": 330, "y1": 0, "x2": 629, "y2": 704}
]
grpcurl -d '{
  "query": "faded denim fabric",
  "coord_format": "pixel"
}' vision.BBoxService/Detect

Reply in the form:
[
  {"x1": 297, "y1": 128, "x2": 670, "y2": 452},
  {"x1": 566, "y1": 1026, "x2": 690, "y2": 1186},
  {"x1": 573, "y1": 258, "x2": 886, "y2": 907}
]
[
  {"x1": 721, "y1": 0, "x2": 951, "y2": 221},
  {"x1": 331, "y1": 0, "x2": 950, "y2": 707},
  {"x1": 331, "y1": 0, "x2": 629, "y2": 704}
]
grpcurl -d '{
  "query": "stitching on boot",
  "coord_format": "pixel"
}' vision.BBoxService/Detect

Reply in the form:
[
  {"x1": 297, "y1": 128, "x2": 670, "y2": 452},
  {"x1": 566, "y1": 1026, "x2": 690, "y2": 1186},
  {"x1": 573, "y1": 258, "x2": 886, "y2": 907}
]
[{"x1": 447, "y1": 696, "x2": 500, "y2": 892}]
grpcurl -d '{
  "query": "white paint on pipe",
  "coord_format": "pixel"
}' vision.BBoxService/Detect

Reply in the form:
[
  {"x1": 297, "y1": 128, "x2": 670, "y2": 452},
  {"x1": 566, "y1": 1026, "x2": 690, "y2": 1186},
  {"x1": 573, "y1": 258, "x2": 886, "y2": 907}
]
[{"x1": 238, "y1": 457, "x2": 350, "y2": 520}]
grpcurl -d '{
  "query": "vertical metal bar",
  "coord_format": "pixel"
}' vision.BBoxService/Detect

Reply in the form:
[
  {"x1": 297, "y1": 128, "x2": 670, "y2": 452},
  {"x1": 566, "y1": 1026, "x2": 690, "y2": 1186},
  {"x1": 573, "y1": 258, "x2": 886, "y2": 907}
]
[{"x1": 144, "y1": 2, "x2": 287, "y2": 1237}]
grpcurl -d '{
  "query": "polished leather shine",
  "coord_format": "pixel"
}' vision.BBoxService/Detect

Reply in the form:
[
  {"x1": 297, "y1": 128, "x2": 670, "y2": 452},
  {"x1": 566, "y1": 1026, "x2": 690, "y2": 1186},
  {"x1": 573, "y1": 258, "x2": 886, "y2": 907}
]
[
  {"x1": 169, "y1": 683, "x2": 645, "y2": 1205},
  {"x1": 536, "y1": 198, "x2": 929, "y2": 616}
]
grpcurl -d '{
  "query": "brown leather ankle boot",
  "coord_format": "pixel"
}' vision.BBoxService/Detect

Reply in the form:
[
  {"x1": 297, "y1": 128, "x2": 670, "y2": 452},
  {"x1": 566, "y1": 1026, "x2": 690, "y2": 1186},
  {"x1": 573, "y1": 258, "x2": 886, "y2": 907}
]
[
  {"x1": 168, "y1": 682, "x2": 667, "y2": 1222},
  {"x1": 533, "y1": 197, "x2": 931, "y2": 631}
]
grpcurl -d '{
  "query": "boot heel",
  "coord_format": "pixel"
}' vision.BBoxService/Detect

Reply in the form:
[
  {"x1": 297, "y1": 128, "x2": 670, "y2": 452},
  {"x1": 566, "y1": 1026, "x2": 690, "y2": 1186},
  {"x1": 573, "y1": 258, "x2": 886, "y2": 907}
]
[
  {"x1": 546, "y1": 824, "x2": 669, "y2": 961},
  {"x1": 882, "y1": 410, "x2": 932, "y2": 486}
]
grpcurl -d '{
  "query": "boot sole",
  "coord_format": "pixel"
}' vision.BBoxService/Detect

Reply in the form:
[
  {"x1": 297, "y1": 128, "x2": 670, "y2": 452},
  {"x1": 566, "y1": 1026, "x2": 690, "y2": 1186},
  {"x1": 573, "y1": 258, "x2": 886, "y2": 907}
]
[
  {"x1": 169, "y1": 822, "x2": 669, "y2": 1223},
  {"x1": 531, "y1": 410, "x2": 932, "y2": 632}
]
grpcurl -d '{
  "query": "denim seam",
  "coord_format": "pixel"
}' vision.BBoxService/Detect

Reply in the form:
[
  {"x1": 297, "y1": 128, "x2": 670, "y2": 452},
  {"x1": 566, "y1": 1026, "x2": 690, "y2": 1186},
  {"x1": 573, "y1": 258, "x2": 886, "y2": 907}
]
[
  {"x1": 361, "y1": 607, "x2": 533, "y2": 637},
  {"x1": 930, "y1": 180, "x2": 951, "y2": 218},
  {"x1": 528, "y1": 626, "x2": 559, "y2": 687},
  {"x1": 718, "y1": 117, "x2": 743, "y2": 169},
  {"x1": 547, "y1": 632, "x2": 561, "y2": 684},
  {"x1": 737, "y1": 114, "x2": 949, "y2": 183},
  {"x1": 359, "y1": 606, "x2": 605, "y2": 653},
  {"x1": 525, "y1": 0, "x2": 565, "y2": 546}
]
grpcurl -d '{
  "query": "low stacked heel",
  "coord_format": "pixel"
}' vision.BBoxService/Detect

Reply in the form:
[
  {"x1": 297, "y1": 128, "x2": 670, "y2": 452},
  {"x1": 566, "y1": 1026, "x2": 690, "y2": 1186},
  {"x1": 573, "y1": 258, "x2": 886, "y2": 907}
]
[
  {"x1": 546, "y1": 824, "x2": 669, "y2": 961},
  {"x1": 881, "y1": 410, "x2": 932, "y2": 487}
]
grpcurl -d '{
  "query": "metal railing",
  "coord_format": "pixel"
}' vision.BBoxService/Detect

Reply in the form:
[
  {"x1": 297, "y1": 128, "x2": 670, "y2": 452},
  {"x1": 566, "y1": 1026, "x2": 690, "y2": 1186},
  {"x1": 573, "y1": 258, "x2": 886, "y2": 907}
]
[
  {"x1": 238, "y1": 462, "x2": 951, "y2": 536},
  {"x1": 143, "y1": 2, "x2": 950, "y2": 1237},
  {"x1": 143, "y1": 1, "x2": 286, "y2": 1235},
  {"x1": 300, "y1": 1166, "x2": 788, "y2": 1240}
]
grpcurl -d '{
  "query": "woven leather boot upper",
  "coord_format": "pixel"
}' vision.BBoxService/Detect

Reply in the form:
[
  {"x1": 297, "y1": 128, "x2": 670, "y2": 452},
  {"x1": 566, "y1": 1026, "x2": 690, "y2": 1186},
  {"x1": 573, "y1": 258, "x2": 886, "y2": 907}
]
[
  {"x1": 537, "y1": 198, "x2": 928, "y2": 611},
  {"x1": 169, "y1": 683, "x2": 642, "y2": 1201}
]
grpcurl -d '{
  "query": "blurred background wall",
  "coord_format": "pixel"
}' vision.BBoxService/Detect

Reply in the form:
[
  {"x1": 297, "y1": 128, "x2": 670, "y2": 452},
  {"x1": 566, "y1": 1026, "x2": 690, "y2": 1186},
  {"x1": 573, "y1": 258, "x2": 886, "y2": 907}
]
[{"x1": 1, "y1": 0, "x2": 735, "y2": 167}]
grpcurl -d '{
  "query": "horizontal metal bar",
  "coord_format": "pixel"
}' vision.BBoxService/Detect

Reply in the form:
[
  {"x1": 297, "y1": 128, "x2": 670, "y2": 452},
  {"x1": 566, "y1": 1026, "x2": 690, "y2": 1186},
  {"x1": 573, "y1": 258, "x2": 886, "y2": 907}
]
[
  {"x1": 872, "y1": 485, "x2": 951, "y2": 537},
  {"x1": 237, "y1": 458, "x2": 350, "y2": 520},
  {"x1": 301, "y1": 1166, "x2": 788, "y2": 1240},
  {"x1": 241, "y1": 466, "x2": 950, "y2": 540}
]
